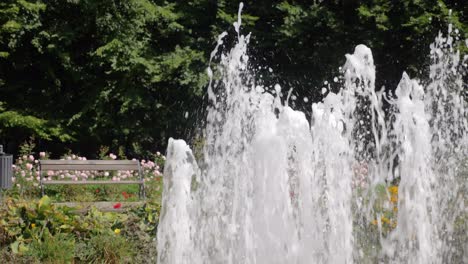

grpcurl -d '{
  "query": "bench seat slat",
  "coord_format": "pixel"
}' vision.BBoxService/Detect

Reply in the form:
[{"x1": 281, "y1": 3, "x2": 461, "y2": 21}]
[
  {"x1": 39, "y1": 160, "x2": 140, "y2": 171},
  {"x1": 40, "y1": 164, "x2": 139, "y2": 171},
  {"x1": 43, "y1": 180, "x2": 143, "y2": 185},
  {"x1": 40, "y1": 160, "x2": 138, "y2": 165}
]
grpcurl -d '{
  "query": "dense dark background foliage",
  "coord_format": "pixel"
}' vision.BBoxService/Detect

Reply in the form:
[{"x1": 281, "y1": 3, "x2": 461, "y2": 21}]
[{"x1": 0, "y1": 0, "x2": 466, "y2": 157}]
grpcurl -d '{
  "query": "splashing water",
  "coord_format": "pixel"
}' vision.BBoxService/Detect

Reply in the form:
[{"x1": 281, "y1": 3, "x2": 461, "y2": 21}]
[{"x1": 157, "y1": 4, "x2": 467, "y2": 264}]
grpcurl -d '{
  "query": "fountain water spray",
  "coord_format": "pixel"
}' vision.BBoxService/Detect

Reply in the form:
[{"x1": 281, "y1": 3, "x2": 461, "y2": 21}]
[{"x1": 157, "y1": 3, "x2": 467, "y2": 263}]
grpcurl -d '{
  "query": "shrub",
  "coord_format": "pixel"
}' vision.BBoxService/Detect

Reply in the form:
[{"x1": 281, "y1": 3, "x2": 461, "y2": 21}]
[
  {"x1": 75, "y1": 232, "x2": 135, "y2": 263},
  {"x1": 26, "y1": 230, "x2": 75, "y2": 263},
  {"x1": 123, "y1": 201, "x2": 160, "y2": 263},
  {"x1": 0, "y1": 196, "x2": 79, "y2": 246}
]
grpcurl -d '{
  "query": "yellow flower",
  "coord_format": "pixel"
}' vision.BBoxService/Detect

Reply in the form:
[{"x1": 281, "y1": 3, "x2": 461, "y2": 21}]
[
  {"x1": 114, "y1": 228, "x2": 121, "y2": 235},
  {"x1": 388, "y1": 186, "x2": 399, "y2": 204},
  {"x1": 381, "y1": 216, "x2": 390, "y2": 225},
  {"x1": 371, "y1": 219, "x2": 378, "y2": 225},
  {"x1": 31, "y1": 223, "x2": 36, "y2": 228},
  {"x1": 388, "y1": 186, "x2": 398, "y2": 195}
]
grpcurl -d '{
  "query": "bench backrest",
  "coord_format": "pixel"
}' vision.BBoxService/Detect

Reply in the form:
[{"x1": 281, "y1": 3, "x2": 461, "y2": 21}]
[
  {"x1": 38, "y1": 159, "x2": 145, "y2": 200},
  {"x1": 39, "y1": 160, "x2": 140, "y2": 171}
]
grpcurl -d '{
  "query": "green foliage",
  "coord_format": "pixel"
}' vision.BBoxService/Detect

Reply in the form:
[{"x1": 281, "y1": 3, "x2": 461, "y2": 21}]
[
  {"x1": 26, "y1": 230, "x2": 75, "y2": 263},
  {"x1": 0, "y1": 0, "x2": 46, "y2": 55},
  {"x1": 17, "y1": 137, "x2": 35, "y2": 156},
  {"x1": 75, "y1": 232, "x2": 134, "y2": 263},
  {"x1": 0, "y1": 108, "x2": 73, "y2": 142},
  {"x1": 0, "y1": 0, "x2": 466, "y2": 157},
  {"x1": 123, "y1": 201, "x2": 160, "y2": 263},
  {"x1": 0, "y1": 196, "x2": 79, "y2": 243},
  {"x1": 0, "y1": 194, "x2": 161, "y2": 263},
  {"x1": 0, "y1": 0, "x2": 208, "y2": 156},
  {"x1": 357, "y1": 1, "x2": 391, "y2": 31}
]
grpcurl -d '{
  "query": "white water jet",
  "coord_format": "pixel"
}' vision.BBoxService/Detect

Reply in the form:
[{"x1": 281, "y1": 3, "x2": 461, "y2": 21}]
[
  {"x1": 381, "y1": 73, "x2": 437, "y2": 264},
  {"x1": 157, "y1": 3, "x2": 467, "y2": 264},
  {"x1": 157, "y1": 139, "x2": 199, "y2": 263}
]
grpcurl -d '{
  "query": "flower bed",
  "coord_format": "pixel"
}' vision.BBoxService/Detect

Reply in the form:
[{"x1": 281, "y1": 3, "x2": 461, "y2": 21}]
[
  {"x1": 8, "y1": 148, "x2": 165, "y2": 202},
  {"x1": 0, "y1": 196, "x2": 160, "y2": 263},
  {"x1": 0, "y1": 145, "x2": 165, "y2": 263}
]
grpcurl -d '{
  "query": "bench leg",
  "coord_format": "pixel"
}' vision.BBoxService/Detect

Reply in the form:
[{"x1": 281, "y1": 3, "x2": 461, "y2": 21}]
[
  {"x1": 40, "y1": 167, "x2": 44, "y2": 197},
  {"x1": 138, "y1": 167, "x2": 145, "y2": 200},
  {"x1": 139, "y1": 182, "x2": 145, "y2": 200},
  {"x1": 138, "y1": 183, "x2": 141, "y2": 199}
]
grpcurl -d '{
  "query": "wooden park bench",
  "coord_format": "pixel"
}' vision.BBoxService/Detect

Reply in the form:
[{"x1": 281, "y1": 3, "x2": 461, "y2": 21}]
[{"x1": 39, "y1": 160, "x2": 145, "y2": 200}]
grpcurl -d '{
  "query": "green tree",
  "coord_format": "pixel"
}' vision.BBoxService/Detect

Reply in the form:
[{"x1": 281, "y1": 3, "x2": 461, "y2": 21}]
[{"x1": 0, "y1": 0, "x2": 466, "y2": 157}]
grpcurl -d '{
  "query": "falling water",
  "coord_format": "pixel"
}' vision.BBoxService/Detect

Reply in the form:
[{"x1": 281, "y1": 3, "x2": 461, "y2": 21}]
[{"x1": 157, "y1": 4, "x2": 467, "y2": 264}]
